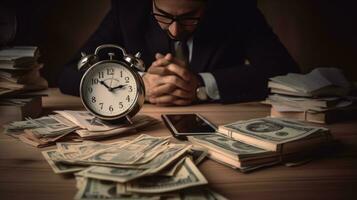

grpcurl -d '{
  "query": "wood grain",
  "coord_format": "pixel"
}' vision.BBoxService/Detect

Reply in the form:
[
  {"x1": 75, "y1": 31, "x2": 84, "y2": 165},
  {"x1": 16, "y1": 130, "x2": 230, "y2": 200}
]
[{"x1": 0, "y1": 88, "x2": 356, "y2": 200}]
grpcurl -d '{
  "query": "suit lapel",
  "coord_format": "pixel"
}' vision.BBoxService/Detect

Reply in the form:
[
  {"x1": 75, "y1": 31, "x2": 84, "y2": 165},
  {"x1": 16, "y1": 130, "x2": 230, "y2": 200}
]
[
  {"x1": 144, "y1": 18, "x2": 171, "y2": 64},
  {"x1": 190, "y1": 37, "x2": 215, "y2": 73}
]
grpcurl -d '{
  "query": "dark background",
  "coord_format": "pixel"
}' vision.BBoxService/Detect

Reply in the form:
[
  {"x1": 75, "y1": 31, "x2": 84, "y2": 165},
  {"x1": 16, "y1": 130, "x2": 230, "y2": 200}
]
[{"x1": 2, "y1": 0, "x2": 357, "y2": 87}]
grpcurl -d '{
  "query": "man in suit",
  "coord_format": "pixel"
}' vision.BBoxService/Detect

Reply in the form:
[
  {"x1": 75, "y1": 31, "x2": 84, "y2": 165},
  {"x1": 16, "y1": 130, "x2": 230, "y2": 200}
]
[{"x1": 58, "y1": 0, "x2": 299, "y2": 105}]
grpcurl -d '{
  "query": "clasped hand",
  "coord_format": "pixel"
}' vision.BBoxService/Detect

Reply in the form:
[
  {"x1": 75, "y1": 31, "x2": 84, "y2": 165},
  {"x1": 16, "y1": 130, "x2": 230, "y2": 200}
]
[{"x1": 143, "y1": 53, "x2": 199, "y2": 106}]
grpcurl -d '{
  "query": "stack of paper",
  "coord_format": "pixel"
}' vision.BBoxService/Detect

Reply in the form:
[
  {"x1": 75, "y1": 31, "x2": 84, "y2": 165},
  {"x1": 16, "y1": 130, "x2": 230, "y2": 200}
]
[
  {"x1": 265, "y1": 68, "x2": 357, "y2": 123},
  {"x1": 0, "y1": 46, "x2": 48, "y2": 96}
]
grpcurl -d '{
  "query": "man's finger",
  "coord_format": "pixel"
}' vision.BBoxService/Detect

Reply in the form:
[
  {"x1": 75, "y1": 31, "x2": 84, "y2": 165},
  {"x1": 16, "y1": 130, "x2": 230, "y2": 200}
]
[
  {"x1": 147, "y1": 66, "x2": 175, "y2": 76},
  {"x1": 155, "y1": 53, "x2": 165, "y2": 59},
  {"x1": 171, "y1": 88, "x2": 192, "y2": 99},
  {"x1": 150, "y1": 95, "x2": 177, "y2": 105},
  {"x1": 166, "y1": 63, "x2": 191, "y2": 82},
  {"x1": 150, "y1": 84, "x2": 176, "y2": 97},
  {"x1": 160, "y1": 75, "x2": 191, "y2": 91}
]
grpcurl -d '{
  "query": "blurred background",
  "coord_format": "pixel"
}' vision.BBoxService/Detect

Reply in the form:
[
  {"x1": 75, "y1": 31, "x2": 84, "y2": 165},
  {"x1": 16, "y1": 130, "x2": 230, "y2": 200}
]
[{"x1": 2, "y1": 0, "x2": 357, "y2": 87}]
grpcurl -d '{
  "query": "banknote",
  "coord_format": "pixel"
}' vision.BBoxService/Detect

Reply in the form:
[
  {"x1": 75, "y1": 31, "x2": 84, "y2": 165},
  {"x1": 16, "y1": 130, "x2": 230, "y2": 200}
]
[
  {"x1": 189, "y1": 134, "x2": 268, "y2": 157},
  {"x1": 220, "y1": 117, "x2": 326, "y2": 144},
  {"x1": 42, "y1": 149, "x2": 85, "y2": 174},
  {"x1": 55, "y1": 110, "x2": 117, "y2": 132},
  {"x1": 74, "y1": 178, "x2": 161, "y2": 200},
  {"x1": 118, "y1": 157, "x2": 207, "y2": 194},
  {"x1": 75, "y1": 143, "x2": 190, "y2": 182}
]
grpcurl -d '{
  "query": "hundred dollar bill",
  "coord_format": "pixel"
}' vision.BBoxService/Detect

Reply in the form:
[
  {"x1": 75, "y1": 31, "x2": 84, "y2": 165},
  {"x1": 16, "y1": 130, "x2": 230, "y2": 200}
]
[
  {"x1": 218, "y1": 117, "x2": 330, "y2": 151},
  {"x1": 117, "y1": 157, "x2": 207, "y2": 194},
  {"x1": 3, "y1": 115, "x2": 63, "y2": 137},
  {"x1": 188, "y1": 134, "x2": 270, "y2": 159},
  {"x1": 4, "y1": 114, "x2": 78, "y2": 139},
  {"x1": 80, "y1": 135, "x2": 169, "y2": 164},
  {"x1": 188, "y1": 133, "x2": 284, "y2": 171},
  {"x1": 42, "y1": 149, "x2": 85, "y2": 174},
  {"x1": 180, "y1": 188, "x2": 229, "y2": 200},
  {"x1": 75, "y1": 115, "x2": 159, "y2": 139},
  {"x1": 55, "y1": 110, "x2": 126, "y2": 132},
  {"x1": 57, "y1": 134, "x2": 169, "y2": 165},
  {"x1": 58, "y1": 140, "x2": 129, "y2": 160},
  {"x1": 18, "y1": 128, "x2": 75, "y2": 148},
  {"x1": 74, "y1": 178, "x2": 161, "y2": 200},
  {"x1": 75, "y1": 143, "x2": 190, "y2": 183}
]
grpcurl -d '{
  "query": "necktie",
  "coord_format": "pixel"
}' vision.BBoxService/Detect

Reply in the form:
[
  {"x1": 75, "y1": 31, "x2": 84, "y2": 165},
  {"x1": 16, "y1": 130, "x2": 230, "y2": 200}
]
[{"x1": 174, "y1": 40, "x2": 189, "y2": 65}]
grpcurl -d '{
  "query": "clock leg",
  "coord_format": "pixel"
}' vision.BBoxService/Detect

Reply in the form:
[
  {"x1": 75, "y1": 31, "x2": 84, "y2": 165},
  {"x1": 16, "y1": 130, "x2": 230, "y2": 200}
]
[
  {"x1": 126, "y1": 115, "x2": 133, "y2": 125},
  {"x1": 90, "y1": 117, "x2": 99, "y2": 125}
]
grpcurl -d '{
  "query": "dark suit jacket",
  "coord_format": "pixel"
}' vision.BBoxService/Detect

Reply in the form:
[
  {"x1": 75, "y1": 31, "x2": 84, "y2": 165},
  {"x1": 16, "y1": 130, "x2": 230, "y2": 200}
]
[{"x1": 58, "y1": 0, "x2": 299, "y2": 103}]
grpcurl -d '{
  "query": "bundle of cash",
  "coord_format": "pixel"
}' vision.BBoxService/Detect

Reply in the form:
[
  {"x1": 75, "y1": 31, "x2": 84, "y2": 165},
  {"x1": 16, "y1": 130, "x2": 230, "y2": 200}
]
[
  {"x1": 189, "y1": 117, "x2": 332, "y2": 172},
  {"x1": 42, "y1": 134, "x2": 227, "y2": 200},
  {"x1": 218, "y1": 117, "x2": 332, "y2": 152},
  {"x1": 188, "y1": 134, "x2": 281, "y2": 172},
  {"x1": 3, "y1": 110, "x2": 159, "y2": 147}
]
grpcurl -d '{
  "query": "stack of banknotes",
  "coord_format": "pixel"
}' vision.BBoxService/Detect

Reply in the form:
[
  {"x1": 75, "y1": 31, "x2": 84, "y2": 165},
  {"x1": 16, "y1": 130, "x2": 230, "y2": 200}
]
[
  {"x1": 42, "y1": 134, "x2": 227, "y2": 200},
  {"x1": 3, "y1": 110, "x2": 159, "y2": 147},
  {"x1": 189, "y1": 117, "x2": 332, "y2": 172}
]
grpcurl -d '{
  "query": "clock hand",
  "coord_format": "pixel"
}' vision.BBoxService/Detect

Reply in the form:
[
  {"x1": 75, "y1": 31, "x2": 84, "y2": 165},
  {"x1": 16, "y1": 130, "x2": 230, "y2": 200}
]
[
  {"x1": 99, "y1": 80, "x2": 113, "y2": 91},
  {"x1": 111, "y1": 84, "x2": 127, "y2": 91}
]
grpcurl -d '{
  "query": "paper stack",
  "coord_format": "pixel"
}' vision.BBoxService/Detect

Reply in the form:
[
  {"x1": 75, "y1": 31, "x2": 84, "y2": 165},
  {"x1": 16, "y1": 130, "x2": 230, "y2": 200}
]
[
  {"x1": 0, "y1": 46, "x2": 48, "y2": 96},
  {"x1": 0, "y1": 46, "x2": 48, "y2": 122},
  {"x1": 264, "y1": 68, "x2": 357, "y2": 123}
]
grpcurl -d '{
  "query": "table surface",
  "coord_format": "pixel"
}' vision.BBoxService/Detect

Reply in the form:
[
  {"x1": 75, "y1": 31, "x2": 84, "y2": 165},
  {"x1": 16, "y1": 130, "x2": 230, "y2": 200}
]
[{"x1": 1, "y1": 88, "x2": 357, "y2": 200}]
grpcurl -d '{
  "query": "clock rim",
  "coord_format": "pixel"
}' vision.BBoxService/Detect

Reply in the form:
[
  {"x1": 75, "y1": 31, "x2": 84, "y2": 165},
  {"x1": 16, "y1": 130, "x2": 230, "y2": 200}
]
[{"x1": 79, "y1": 60, "x2": 145, "y2": 121}]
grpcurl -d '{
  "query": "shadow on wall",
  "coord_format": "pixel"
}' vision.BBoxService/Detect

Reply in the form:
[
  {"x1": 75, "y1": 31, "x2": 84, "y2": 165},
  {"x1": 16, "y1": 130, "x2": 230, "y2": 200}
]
[
  {"x1": 5, "y1": 0, "x2": 110, "y2": 86},
  {"x1": 4, "y1": 0, "x2": 357, "y2": 86},
  {"x1": 259, "y1": 0, "x2": 357, "y2": 81}
]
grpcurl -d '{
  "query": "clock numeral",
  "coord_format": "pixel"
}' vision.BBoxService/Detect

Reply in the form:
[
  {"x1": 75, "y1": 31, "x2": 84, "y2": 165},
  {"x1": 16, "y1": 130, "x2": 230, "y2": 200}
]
[
  {"x1": 99, "y1": 103, "x2": 104, "y2": 110},
  {"x1": 98, "y1": 71, "x2": 104, "y2": 79},
  {"x1": 109, "y1": 105, "x2": 114, "y2": 112},
  {"x1": 119, "y1": 102, "x2": 123, "y2": 109},
  {"x1": 107, "y1": 68, "x2": 114, "y2": 75},
  {"x1": 91, "y1": 96, "x2": 96, "y2": 103},
  {"x1": 126, "y1": 95, "x2": 130, "y2": 102},
  {"x1": 125, "y1": 77, "x2": 130, "y2": 83},
  {"x1": 120, "y1": 71, "x2": 123, "y2": 78},
  {"x1": 128, "y1": 86, "x2": 133, "y2": 92},
  {"x1": 92, "y1": 78, "x2": 99, "y2": 85},
  {"x1": 88, "y1": 87, "x2": 93, "y2": 93}
]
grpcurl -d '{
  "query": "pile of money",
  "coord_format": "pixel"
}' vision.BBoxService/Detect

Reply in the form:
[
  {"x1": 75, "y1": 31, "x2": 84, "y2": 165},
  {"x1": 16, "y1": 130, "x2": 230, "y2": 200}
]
[
  {"x1": 189, "y1": 117, "x2": 332, "y2": 172},
  {"x1": 3, "y1": 110, "x2": 159, "y2": 147},
  {"x1": 188, "y1": 134, "x2": 280, "y2": 172},
  {"x1": 42, "y1": 134, "x2": 227, "y2": 199}
]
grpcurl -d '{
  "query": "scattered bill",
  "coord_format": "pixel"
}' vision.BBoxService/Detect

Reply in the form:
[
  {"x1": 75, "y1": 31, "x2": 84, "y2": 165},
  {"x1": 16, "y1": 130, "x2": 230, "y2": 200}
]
[
  {"x1": 42, "y1": 149, "x2": 85, "y2": 174},
  {"x1": 119, "y1": 157, "x2": 208, "y2": 194}
]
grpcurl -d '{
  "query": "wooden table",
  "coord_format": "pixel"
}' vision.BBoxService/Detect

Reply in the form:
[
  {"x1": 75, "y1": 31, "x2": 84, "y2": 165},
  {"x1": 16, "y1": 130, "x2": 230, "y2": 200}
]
[{"x1": 1, "y1": 88, "x2": 356, "y2": 200}]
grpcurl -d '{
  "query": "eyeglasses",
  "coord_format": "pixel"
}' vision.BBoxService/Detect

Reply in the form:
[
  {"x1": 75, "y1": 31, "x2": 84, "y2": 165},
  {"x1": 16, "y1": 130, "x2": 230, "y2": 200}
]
[
  {"x1": 152, "y1": 13, "x2": 201, "y2": 26},
  {"x1": 151, "y1": 0, "x2": 201, "y2": 27}
]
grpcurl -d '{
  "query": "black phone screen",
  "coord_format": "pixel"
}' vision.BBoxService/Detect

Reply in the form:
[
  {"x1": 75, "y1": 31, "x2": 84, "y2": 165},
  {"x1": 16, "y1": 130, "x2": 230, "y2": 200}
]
[{"x1": 163, "y1": 114, "x2": 216, "y2": 134}]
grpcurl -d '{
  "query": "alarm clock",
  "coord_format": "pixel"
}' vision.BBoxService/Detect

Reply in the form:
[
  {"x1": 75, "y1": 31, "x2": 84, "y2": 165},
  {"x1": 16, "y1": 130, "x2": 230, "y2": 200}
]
[{"x1": 78, "y1": 44, "x2": 145, "y2": 124}]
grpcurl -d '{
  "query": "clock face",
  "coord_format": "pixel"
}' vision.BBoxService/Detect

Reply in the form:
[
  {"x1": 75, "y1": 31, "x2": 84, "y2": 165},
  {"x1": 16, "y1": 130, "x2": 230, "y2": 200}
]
[{"x1": 81, "y1": 61, "x2": 139, "y2": 119}]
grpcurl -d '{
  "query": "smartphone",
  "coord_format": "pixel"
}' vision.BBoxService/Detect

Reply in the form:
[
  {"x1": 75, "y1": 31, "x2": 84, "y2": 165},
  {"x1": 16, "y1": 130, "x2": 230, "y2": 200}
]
[{"x1": 161, "y1": 113, "x2": 217, "y2": 140}]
